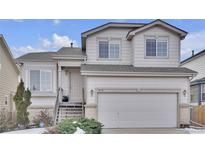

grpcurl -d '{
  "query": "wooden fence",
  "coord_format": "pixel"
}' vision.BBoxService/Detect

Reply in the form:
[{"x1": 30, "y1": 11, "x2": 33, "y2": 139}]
[{"x1": 190, "y1": 105, "x2": 205, "y2": 126}]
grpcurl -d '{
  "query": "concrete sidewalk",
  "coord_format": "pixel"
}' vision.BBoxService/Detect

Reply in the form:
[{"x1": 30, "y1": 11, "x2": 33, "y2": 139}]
[
  {"x1": 1, "y1": 128, "x2": 46, "y2": 134},
  {"x1": 102, "y1": 128, "x2": 188, "y2": 134}
]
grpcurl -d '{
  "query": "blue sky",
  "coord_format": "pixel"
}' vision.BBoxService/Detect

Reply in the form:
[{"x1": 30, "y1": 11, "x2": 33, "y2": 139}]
[{"x1": 1, "y1": 19, "x2": 205, "y2": 60}]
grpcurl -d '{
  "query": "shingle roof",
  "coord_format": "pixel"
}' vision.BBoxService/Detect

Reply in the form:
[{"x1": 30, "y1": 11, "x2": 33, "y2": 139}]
[
  {"x1": 81, "y1": 64, "x2": 197, "y2": 74},
  {"x1": 56, "y1": 47, "x2": 85, "y2": 56},
  {"x1": 127, "y1": 19, "x2": 187, "y2": 38},
  {"x1": 191, "y1": 77, "x2": 205, "y2": 85},
  {"x1": 81, "y1": 22, "x2": 145, "y2": 36},
  {"x1": 181, "y1": 49, "x2": 205, "y2": 65},
  {"x1": 16, "y1": 52, "x2": 55, "y2": 62},
  {"x1": 16, "y1": 47, "x2": 85, "y2": 62}
]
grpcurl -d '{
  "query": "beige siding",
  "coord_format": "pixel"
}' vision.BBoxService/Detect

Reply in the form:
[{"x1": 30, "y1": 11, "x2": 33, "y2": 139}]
[
  {"x1": 28, "y1": 105, "x2": 54, "y2": 124},
  {"x1": 86, "y1": 27, "x2": 133, "y2": 65},
  {"x1": 85, "y1": 26, "x2": 181, "y2": 67},
  {"x1": 132, "y1": 26, "x2": 181, "y2": 67},
  {"x1": 0, "y1": 41, "x2": 19, "y2": 112},
  {"x1": 85, "y1": 76, "x2": 189, "y2": 104},
  {"x1": 181, "y1": 55, "x2": 205, "y2": 80}
]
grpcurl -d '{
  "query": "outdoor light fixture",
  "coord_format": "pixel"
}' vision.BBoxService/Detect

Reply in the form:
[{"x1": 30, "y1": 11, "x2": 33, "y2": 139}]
[
  {"x1": 183, "y1": 90, "x2": 187, "y2": 96},
  {"x1": 90, "y1": 89, "x2": 94, "y2": 97}
]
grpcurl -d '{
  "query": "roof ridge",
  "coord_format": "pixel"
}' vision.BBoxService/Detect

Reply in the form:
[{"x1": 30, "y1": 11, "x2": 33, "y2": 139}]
[{"x1": 81, "y1": 22, "x2": 145, "y2": 35}]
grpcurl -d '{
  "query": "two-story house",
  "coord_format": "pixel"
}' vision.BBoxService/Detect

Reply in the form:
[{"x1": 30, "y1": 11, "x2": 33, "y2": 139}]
[
  {"x1": 16, "y1": 20, "x2": 197, "y2": 128},
  {"x1": 0, "y1": 34, "x2": 19, "y2": 118}
]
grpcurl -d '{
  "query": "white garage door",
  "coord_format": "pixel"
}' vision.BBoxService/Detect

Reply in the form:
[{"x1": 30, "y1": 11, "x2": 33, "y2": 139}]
[{"x1": 98, "y1": 93, "x2": 177, "y2": 128}]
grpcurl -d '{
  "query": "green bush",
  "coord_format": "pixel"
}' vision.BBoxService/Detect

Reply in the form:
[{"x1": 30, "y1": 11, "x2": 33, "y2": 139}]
[
  {"x1": 13, "y1": 80, "x2": 32, "y2": 127},
  {"x1": 57, "y1": 118, "x2": 103, "y2": 134},
  {"x1": 0, "y1": 109, "x2": 16, "y2": 133}
]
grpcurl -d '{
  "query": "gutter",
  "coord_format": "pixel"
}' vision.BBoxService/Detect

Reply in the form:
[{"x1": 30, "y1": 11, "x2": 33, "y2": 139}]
[{"x1": 81, "y1": 70, "x2": 197, "y2": 77}]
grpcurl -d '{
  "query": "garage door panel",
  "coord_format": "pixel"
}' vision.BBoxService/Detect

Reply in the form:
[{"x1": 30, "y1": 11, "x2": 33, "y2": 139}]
[{"x1": 98, "y1": 93, "x2": 177, "y2": 128}]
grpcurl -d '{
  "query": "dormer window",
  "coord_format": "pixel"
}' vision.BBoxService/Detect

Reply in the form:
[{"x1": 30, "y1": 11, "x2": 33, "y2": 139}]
[
  {"x1": 98, "y1": 39, "x2": 120, "y2": 59},
  {"x1": 145, "y1": 36, "x2": 168, "y2": 58}
]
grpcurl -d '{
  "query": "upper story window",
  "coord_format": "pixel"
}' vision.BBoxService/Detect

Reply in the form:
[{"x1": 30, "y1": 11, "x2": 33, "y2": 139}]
[
  {"x1": 98, "y1": 39, "x2": 120, "y2": 59},
  {"x1": 30, "y1": 70, "x2": 52, "y2": 92},
  {"x1": 145, "y1": 36, "x2": 168, "y2": 58}
]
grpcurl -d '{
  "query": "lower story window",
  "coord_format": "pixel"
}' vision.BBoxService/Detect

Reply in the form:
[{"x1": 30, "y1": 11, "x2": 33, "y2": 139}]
[
  {"x1": 30, "y1": 70, "x2": 52, "y2": 92},
  {"x1": 201, "y1": 84, "x2": 205, "y2": 102},
  {"x1": 191, "y1": 85, "x2": 199, "y2": 103}
]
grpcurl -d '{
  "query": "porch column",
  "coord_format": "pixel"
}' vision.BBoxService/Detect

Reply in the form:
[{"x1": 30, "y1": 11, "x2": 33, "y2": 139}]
[{"x1": 58, "y1": 65, "x2": 62, "y2": 89}]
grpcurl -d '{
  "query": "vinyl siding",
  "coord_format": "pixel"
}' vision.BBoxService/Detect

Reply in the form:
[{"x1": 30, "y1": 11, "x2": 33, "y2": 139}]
[
  {"x1": 20, "y1": 62, "x2": 57, "y2": 107},
  {"x1": 181, "y1": 55, "x2": 205, "y2": 80},
  {"x1": 85, "y1": 76, "x2": 189, "y2": 105},
  {"x1": 0, "y1": 41, "x2": 19, "y2": 111},
  {"x1": 86, "y1": 26, "x2": 181, "y2": 67},
  {"x1": 86, "y1": 27, "x2": 133, "y2": 65},
  {"x1": 132, "y1": 26, "x2": 180, "y2": 67}
]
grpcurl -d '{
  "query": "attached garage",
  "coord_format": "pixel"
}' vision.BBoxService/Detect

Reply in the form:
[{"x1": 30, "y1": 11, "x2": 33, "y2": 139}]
[
  {"x1": 81, "y1": 64, "x2": 197, "y2": 127},
  {"x1": 98, "y1": 92, "x2": 178, "y2": 128}
]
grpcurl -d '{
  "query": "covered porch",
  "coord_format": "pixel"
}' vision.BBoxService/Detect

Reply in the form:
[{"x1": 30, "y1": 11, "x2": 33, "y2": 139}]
[{"x1": 52, "y1": 47, "x2": 86, "y2": 123}]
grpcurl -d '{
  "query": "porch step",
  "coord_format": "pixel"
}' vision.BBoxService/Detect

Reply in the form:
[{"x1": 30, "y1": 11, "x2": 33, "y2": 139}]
[{"x1": 55, "y1": 102, "x2": 83, "y2": 124}]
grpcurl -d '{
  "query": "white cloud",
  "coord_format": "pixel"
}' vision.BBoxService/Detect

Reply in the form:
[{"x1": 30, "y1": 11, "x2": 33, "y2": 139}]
[
  {"x1": 12, "y1": 33, "x2": 78, "y2": 57},
  {"x1": 181, "y1": 30, "x2": 205, "y2": 60},
  {"x1": 53, "y1": 19, "x2": 61, "y2": 25},
  {"x1": 12, "y1": 45, "x2": 46, "y2": 57},
  {"x1": 40, "y1": 33, "x2": 78, "y2": 49}
]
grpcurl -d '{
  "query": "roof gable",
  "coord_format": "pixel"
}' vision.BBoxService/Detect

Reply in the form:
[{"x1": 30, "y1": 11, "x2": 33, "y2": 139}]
[
  {"x1": 0, "y1": 35, "x2": 19, "y2": 74},
  {"x1": 81, "y1": 22, "x2": 145, "y2": 37},
  {"x1": 126, "y1": 19, "x2": 187, "y2": 40},
  {"x1": 81, "y1": 22, "x2": 145, "y2": 50}
]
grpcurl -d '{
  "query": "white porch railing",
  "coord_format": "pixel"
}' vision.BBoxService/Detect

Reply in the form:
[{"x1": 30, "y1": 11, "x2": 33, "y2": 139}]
[{"x1": 53, "y1": 88, "x2": 84, "y2": 124}]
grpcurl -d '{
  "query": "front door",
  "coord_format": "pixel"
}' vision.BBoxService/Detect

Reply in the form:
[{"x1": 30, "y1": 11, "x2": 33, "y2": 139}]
[{"x1": 69, "y1": 69, "x2": 82, "y2": 102}]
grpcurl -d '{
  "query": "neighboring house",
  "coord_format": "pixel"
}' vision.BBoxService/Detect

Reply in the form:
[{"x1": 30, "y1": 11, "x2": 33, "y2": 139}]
[
  {"x1": 0, "y1": 34, "x2": 19, "y2": 118},
  {"x1": 181, "y1": 50, "x2": 205, "y2": 105},
  {"x1": 16, "y1": 20, "x2": 197, "y2": 128}
]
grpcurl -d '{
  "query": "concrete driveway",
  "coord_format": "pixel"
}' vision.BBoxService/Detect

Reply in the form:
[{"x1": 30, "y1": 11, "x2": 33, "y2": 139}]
[{"x1": 102, "y1": 128, "x2": 188, "y2": 134}]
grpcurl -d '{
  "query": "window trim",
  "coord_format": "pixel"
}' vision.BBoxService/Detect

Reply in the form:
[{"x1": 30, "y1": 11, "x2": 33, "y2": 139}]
[
  {"x1": 29, "y1": 69, "x2": 52, "y2": 92},
  {"x1": 201, "y1": 84, "x2": 205, "y2": 102},
  {"x1": 97, "y1": 38, "x2": 122, "y2": 60},
  {"x1": 145, "y1": 36, "x2": 169, "y2": 59},
  {"x1": 191, "y1": 85, "x2": 199, "y2": 103}
]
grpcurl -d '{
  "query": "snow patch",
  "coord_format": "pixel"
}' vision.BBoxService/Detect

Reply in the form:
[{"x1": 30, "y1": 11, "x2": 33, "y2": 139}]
[
  {"x1": 74, "y1": 127, "x2": 85, "y2": 134},
  {"x1": 184, "y1": 128, "x2": 205, "y2": 134}
]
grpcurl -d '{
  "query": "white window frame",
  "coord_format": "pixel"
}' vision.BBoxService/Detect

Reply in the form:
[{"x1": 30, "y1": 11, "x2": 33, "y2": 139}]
[
  {"x1": 145, "y1": 36, "x2": 169, "y2": 58},
  {"x1": 29, "y1": 70, "x2": 52, "y2": 92},
  {"x1": 201, "y1": 84, "x2": 205, "y2": 102},
  {"x1": 191, "y1": 85, "x2": 199, "y2": 103},
  {"x1": 97, "y1": 38, "x2": 121, "y2": 60}
]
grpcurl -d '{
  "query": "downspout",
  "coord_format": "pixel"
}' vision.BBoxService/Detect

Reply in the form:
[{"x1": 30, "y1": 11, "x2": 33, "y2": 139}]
[
  {"x1": 56, "y1": 61, "x2": 59, "y2": 91},
  {"x1": 199, "y1": 84, "x2": 202, "y2": 105}
]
